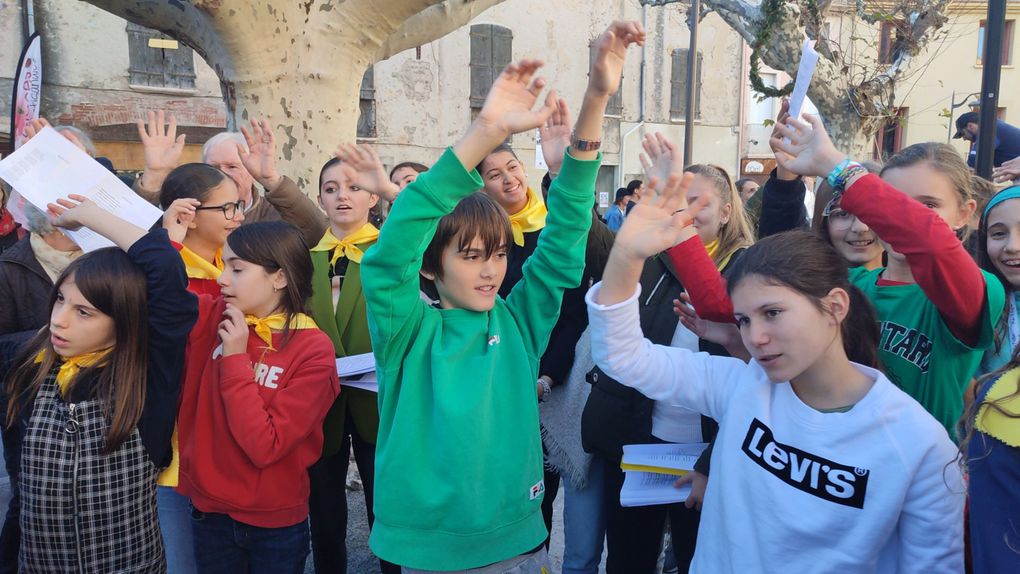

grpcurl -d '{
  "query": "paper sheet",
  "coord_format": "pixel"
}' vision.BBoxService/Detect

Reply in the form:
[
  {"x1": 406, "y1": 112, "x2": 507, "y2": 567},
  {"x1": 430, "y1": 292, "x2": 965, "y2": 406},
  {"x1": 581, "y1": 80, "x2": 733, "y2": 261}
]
[
  {"x1": 620, "y1": 470, "x2": 692, "y2": 507},
  {"x1": 787, "y1": 38, "x2": 820, "y2": 121},
  {"x1": 0, "y1": 127, "x2": 164, "y2": 251},
  {"x1": 336, "y1": 352, "x2": 376, "y2": 377},
  {"x1": 621, "y1": 442, "x2": 708, "y2": 473}
]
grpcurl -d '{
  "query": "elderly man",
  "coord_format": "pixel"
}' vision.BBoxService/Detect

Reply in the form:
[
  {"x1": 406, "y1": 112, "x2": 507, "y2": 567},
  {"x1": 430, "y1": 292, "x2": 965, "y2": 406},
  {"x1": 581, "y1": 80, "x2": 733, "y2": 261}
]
[{"x1": 132, "y1": 112, "x2": 325, "y2": 246}]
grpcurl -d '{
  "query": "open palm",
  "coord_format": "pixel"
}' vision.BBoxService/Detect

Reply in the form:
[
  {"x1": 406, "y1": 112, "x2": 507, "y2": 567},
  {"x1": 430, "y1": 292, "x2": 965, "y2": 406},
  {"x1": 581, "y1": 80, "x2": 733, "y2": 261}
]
[
  {"x1": 615, "y1": 173, "x2": 709, "y2": 260},
  {"x1": 476, "y1": 59, "x2": 557, "y2": 136},
  {"x1": 771, "y1": 115, "x2": 845, "y2": 178}
]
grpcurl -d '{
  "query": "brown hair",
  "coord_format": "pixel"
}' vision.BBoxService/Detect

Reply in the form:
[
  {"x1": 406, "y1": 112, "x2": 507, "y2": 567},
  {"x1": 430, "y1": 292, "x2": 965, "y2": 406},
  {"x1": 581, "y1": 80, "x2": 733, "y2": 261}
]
[
  {"x1": 389, "y1": 161, "x2": 429, "y2": 180},
  {"x1": 225, "y1": 222, "x2": 313, "y2": 347},
  {"x1": 725, "y1": 231, "x2": 881, "y2": 369},
  {"x1": 477, "y1": 143, "x2": 519, "y2": 174},
  {"x1": 684, "y1": 164, "x2": 754, "y2": 266},
  {"x1": 6, "y1": 249, "x2": 150, "y2": 453},
  {"x1": 421, "y1": 192, "x2": 513, "y2": 281},
  {"x1": 881, "y1": 143, "x2": 974, "y2": 236}
]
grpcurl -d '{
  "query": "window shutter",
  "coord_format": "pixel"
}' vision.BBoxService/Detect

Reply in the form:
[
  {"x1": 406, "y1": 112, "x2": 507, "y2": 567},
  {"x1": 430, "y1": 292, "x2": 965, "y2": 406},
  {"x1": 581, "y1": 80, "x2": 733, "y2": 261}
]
[
  {"x1": 126, "y1": 23, "x2": 195, "y2": 90},
  {"x1": 670, "y1": 49, "x2": 688, "y2": 119},
  {"x1": 470, "y1": 24, "x2": 494, "y2": 109}
]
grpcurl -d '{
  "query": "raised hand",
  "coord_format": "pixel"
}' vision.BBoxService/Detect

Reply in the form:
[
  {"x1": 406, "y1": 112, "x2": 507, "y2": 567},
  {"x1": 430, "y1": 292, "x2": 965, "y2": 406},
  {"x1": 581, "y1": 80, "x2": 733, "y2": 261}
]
[
  {"x1": 218, "y1": 304, "x2": 249, "y2": 357},
  {"x1": 239, "y1": 119, "x2": 283, "y2": 190},
  {"x1": 589, "y1": 21, "x2": 645, "y2": 97},
  {"x1": 538, "y1": 97, "x2": 572, "y2": 176},
  {"x1": 334, "y1": 143, "x2": 400, "y2": 202},
  {"x1": 45, "y1": 194, "x2": 102, "y2": 231},
  {"x1": 770, "y1": 114, "x2": 846, "y2": 178},
  {"x1": 476, "y1": 59, "x2": 557, "y2": 139},
  {"x1": 614, "y1": 172, "x2": 710, "y2": 262},
  {"x1": 138, "y1": 111, "x2": 186, "y2": 175},
  {"x1": 162, "y1": 198, "x2": 199, "y2": 243},
  {"x1": 768, "y1": 100, "x2": 798, "y2": 181},
  {"x1": 640, "y1": 132, "x2": 684, "y2": 198},
  {"x1": 22, "y1": 118, "x2": 51, "y2": 141}
]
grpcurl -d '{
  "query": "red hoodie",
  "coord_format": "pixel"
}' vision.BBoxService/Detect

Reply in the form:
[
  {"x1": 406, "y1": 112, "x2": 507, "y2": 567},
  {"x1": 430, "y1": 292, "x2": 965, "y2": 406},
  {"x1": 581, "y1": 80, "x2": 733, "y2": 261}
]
[{"x1": 176, "y1": 295, "x2": 339, "y2": 528}]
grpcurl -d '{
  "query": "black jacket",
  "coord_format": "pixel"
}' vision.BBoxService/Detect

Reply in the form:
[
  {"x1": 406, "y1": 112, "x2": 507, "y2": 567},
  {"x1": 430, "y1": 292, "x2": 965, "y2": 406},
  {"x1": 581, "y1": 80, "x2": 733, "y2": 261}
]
[
  {"x1": 756, "y1": 168, "x2": 810, "y2": 238},
  {"x1": 0, "y1": 236, "x2": 52, "y2": 341}
]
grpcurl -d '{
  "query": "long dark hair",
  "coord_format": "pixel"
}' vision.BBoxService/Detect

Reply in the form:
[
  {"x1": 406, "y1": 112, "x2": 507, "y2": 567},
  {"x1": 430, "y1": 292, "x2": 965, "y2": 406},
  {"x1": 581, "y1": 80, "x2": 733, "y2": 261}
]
[
  {"x1": 725, "y1": 231, "x2": 881, "y2": 368},
  {"x1": 6, "y1": 249, "x2": 150, "y2": 453},
  {"x1": 225, "y1": 222, "x2": 313, "y2": 347}
]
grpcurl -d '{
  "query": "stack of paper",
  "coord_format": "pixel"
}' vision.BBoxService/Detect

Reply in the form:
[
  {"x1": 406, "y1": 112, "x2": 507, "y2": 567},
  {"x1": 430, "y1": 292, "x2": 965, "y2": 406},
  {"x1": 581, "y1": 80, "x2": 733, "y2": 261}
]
[
  {"x1": 619, "y1": 442, "x2": 708, "y2": 507},
  {"x1": 336, "y1": 352, "x2": 378, "y2": 393}
]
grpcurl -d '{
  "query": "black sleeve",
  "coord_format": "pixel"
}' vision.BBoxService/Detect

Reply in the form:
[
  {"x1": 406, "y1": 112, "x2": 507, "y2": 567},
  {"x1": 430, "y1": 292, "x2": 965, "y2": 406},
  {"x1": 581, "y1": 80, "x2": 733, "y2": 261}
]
[
  {"x1": 130, "y1": 229, "x2": 199, "y2": 466},
  {"x1": 539, "y1": 213, "x2": 615, "y2": 386},
  {"x1": 757, "y1": 168, "x2": 809, "y2": 239},
  {"x1": 694, "y1": 438, "x2": 715, "y2": 476}
]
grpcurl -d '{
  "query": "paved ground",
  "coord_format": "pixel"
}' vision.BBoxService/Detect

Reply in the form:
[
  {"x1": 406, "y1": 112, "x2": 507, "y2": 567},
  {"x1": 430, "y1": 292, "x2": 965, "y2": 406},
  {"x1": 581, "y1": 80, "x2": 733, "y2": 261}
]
[{"x1": 0, "y1": 442, "x2": 608, "y2": 574}]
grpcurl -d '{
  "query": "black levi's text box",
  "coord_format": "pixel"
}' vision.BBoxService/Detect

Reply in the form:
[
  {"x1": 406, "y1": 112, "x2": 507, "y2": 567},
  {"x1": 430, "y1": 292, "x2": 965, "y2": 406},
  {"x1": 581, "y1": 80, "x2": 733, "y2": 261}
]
[{"x1": 741, "y1": 418, "x2": 870, "y2": 509}]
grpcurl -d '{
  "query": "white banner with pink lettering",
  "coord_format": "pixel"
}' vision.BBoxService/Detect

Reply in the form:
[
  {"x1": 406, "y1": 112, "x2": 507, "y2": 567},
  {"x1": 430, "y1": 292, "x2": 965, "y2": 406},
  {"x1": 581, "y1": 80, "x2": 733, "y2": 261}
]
[{"x1": 6, "y1": 33, "x2": 42, "y2": 225}]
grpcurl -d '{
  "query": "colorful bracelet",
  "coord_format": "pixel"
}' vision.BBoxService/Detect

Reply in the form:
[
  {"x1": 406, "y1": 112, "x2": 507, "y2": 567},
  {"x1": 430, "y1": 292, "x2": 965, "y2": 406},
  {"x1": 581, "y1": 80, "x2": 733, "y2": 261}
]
[{"x1": 826, "y1": 157, "x2": 865, "y2": 190}]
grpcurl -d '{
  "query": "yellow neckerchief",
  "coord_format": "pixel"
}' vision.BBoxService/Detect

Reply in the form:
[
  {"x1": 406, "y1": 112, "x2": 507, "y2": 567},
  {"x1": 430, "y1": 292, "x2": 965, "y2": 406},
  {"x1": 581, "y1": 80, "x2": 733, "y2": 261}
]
[
  {"x1": 508, "y1": 187, "x2": 548, "y2": 246},
  {"x1": 34, "y1": 348, "x2": 112, "y2": 396},
  {"x1": 179, "y1": 244, "x2": 223, "y2": 280},
  {"x1": 975, "y1": 367, "x2": 1020, "y2": 447},
  {"x1": 310, "y1": 224, "x2": 379, "y2": 268},
  {"x1": 244, "y1": 312, "x2": 319, "y2": 351},
  {"x1": 703, "y1": 238, "x2": 736, "y2": 272}
]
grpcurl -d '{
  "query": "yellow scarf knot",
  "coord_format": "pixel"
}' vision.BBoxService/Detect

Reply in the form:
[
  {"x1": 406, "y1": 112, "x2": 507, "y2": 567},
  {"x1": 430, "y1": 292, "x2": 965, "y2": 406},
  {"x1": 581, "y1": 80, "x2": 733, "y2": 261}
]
[
  {"x1": 311, "y1": 224, "x2": 379, "y2": 268},
  {"x1": 244, "y1": 313, "x2": 319, "y2": 350},
  {"x1": 975, "y1": 367, "x2": 1020, "y2": 447},
  {"x1": 34, "y1": 348, "x2": 113, "y2": 396},
  {"x1": 179, "y1": 245, "x2": 224, "y2": 280},
  {"x1": 508, "y1": 187, "x2": 547, "y2": 247},
  {"x1": 703, "y1": 238, "x2": 736, "y2": 272}
]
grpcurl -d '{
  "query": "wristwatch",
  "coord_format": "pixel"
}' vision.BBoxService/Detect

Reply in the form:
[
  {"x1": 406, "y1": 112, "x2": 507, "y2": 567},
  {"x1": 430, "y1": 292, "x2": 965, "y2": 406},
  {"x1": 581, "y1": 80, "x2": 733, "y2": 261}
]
[
  {"x1": 537, "y1": 377, "x2": 552, "y2": 402},
  {"x1": 570, "y1": 134, "x2": 602, "y2": 152}
]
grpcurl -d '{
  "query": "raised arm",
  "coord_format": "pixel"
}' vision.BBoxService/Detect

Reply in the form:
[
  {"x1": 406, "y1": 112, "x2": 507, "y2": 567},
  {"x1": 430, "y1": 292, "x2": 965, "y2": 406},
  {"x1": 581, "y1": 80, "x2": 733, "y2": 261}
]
[
  {"x1": 239, "y1": 119, "x2": 327, "y2": 245},
  {"x1": 361, "y1": 59, "x2": 559, "y2": 362},
  {"x1": 773, "y1": 115, "x2": 1000, "y2": 346},
  {"x1": 135, "y1": 111, "x2": 186, "y2": 203},
  {"x1": 507, "y1": 21, "x2": 642, "y2": 356}
]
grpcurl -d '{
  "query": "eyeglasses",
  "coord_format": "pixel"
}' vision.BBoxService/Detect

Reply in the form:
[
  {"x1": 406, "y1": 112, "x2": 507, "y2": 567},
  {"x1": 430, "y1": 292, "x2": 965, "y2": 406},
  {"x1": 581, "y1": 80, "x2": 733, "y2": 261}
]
[
  {"x1": 195, "y1": 200, "x2": 245, "y2": 220},
  {"x1": 826, "y1": 208, "x2": 860, "y2": 230}
]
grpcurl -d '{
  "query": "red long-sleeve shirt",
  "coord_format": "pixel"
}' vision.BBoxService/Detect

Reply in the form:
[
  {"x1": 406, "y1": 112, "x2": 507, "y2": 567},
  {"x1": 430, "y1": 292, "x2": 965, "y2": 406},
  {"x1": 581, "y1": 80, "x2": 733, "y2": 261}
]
[
  {"x1": 176, "y1": 295, "x2": 339, "y2": 527},
  {"x1": 667, "y1": 174, "x2": 989, "y2": 346}
]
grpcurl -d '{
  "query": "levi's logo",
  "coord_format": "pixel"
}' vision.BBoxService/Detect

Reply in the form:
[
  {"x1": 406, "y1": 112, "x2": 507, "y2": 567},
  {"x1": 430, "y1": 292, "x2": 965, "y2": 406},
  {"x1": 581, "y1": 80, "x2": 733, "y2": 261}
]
[{"x1": 741, "y1": 418, "x2": 870, "y2": 509}]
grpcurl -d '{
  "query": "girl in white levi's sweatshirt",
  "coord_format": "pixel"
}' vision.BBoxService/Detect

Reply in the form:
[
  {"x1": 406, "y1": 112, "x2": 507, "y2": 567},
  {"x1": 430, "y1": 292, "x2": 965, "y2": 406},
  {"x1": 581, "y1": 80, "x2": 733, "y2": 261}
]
[{"x1": 587, "y1": 127, "x2": 964, "y2": 573}]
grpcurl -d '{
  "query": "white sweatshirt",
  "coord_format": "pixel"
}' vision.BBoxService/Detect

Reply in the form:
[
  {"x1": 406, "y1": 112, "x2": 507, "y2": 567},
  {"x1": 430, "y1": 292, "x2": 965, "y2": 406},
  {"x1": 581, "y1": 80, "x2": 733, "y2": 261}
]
[{"x1": 587, "y1": 283, "x2": 964, "y2": 574}]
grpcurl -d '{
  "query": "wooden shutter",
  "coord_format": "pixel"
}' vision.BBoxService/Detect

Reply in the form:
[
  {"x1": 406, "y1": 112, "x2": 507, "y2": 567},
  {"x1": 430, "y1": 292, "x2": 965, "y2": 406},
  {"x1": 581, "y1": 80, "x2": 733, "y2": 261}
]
[
  {"x1": 670, "y1": 48, "x2": 701, "y2": 120},
  {"x1": 470, "y1": 24, "x2": 513, "y2": 109},
  {"x1": 126, "y1": 23, "x2": 195, "y2": 90}
]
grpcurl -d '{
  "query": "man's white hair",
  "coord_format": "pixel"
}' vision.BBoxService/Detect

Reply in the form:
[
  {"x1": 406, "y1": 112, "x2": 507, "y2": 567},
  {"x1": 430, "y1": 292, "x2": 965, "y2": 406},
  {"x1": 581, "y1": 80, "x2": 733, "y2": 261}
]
[
  {"x1": 54, "y1": 126, "x2": 97, "y2": 157},
  {"x1": 202, "y1": 132, "x2": 248, "y2": 162}
]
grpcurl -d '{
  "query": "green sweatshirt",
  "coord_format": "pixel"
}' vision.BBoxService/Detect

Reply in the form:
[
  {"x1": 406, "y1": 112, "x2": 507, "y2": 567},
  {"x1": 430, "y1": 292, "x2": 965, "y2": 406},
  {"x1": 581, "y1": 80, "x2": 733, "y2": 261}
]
[{"x1": 362, "y1": 147, "x2": 598, "y2": 569}]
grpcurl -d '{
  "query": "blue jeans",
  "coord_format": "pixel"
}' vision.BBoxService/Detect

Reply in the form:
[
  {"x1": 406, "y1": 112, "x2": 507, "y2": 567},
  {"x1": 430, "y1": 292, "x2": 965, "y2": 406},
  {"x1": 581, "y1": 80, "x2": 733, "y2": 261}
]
[
  {"x1": 561, "y1": 456, "x2": 606, "y2": 574},
  {"x1": 190, "y1": 508, "x2": 309, "y2": 574},
  {"x1": 157, "y1": 486, "x2": 196, "y2": 574}
]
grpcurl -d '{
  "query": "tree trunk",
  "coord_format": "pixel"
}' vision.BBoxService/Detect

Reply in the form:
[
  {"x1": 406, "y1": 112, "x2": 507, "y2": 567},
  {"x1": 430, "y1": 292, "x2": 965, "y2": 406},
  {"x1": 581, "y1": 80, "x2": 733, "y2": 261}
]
[{"x1": 82, "y1": 0, "x2": 506, "y2": 189}]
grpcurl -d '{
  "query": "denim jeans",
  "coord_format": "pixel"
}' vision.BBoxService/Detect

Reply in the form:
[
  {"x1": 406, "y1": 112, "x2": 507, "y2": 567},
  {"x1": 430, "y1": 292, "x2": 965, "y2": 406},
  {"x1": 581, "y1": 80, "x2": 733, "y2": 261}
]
[
  {"x1": 157, "y1": 486, "x2": 196, "y2": 574},
  {"x1": 190, "y1": 508, "x2": 309, "y2": 574},
  {"x1": 561, "y1": 456, "x2": 606, "y2": 574}
]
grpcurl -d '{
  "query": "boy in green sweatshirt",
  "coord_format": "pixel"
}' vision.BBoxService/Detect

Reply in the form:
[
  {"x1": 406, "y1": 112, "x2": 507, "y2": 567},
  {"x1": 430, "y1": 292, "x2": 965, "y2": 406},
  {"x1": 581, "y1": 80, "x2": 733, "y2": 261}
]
[{"x1": 358, "y1": 22, "x2": 644, "y2": 571}]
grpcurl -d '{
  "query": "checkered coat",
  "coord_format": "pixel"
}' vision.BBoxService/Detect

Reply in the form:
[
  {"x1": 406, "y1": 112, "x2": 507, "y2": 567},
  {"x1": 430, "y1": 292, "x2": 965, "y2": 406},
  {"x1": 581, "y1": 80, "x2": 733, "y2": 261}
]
[{"x1": 18, "y1": 372, "x2": 165, "y2": 573}]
